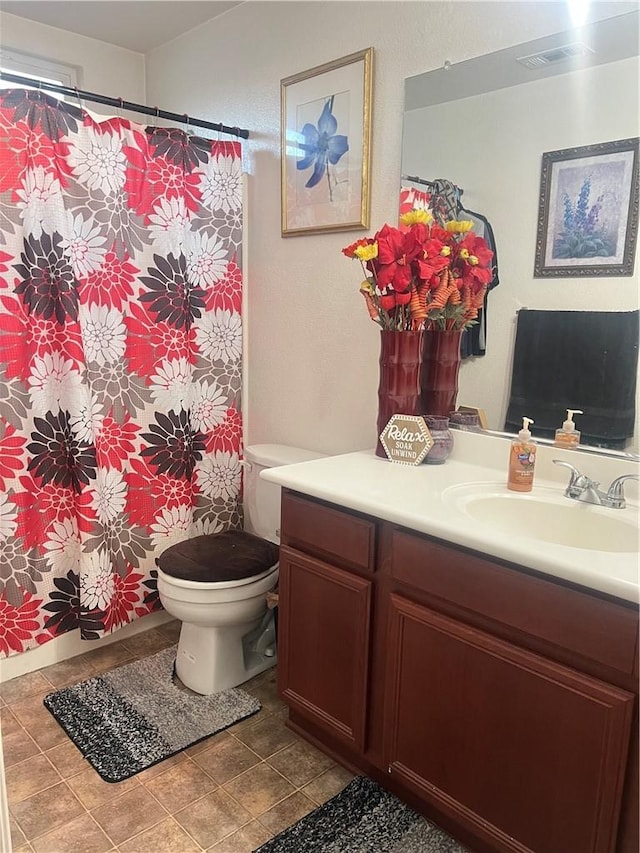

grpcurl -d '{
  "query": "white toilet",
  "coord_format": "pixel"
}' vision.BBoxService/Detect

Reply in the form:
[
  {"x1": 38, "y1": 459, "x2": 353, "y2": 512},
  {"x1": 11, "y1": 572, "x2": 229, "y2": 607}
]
[{"x1": 156, "y1": 444, "x2": 322, "y2": 695}]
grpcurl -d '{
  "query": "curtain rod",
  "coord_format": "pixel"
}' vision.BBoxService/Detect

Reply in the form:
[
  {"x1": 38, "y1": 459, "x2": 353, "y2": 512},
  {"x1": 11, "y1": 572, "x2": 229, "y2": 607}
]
[
  {"x1": 402, "y1": 174, "x2": 465, "y2": 197},
  {"x1": 402, "y1": 174, "x2": 435, "y2": 188},
  {"x1": 0, "y1": 71, "x2": 250, "y2": 139}
]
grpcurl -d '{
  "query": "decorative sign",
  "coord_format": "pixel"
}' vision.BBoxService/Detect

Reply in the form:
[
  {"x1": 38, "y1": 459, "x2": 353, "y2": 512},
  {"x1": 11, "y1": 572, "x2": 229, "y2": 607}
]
[{"x1": 380, "y1": 415, "x2": 433, "y2": 466}]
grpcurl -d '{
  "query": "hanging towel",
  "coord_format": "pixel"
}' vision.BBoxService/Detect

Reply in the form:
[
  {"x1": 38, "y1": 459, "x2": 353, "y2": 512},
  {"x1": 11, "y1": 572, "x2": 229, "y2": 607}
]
[
  {"x1": 504, "y1": 309, "x2": 639, "y2": 449},
  {"x1": 457, "y1": 207, "x2": 500, "y2": 359}
]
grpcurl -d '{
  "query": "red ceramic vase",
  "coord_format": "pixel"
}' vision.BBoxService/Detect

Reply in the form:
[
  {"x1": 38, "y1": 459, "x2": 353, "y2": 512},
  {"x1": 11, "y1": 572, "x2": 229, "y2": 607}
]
[
  {"x1": 376, "y1": 329, "x2": 424, "y2": 458},
  {"x1": 420, "y1": 329, "x2": 463, "y2": 418}
]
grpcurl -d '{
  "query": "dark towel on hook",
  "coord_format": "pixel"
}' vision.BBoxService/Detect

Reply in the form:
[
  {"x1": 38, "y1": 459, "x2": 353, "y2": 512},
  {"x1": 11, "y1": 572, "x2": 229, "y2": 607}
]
[{"x1": 504, "y1": 309, "x2": 639, "y2": 449}]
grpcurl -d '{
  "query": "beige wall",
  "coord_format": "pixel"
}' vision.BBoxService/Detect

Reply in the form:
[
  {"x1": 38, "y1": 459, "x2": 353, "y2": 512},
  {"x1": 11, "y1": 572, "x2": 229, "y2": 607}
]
[
  {"x1": 0, "y1": 10, "x2": 145, "y2": 103},
  {"x1": 146, "y1": 0, "x2": 635, "y2": 456}
]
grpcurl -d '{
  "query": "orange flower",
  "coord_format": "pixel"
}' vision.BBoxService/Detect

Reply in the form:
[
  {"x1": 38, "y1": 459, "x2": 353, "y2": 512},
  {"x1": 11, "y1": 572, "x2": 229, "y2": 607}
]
[{"x1": 341, "y1": 238, "x2": 370, "y2": 259}]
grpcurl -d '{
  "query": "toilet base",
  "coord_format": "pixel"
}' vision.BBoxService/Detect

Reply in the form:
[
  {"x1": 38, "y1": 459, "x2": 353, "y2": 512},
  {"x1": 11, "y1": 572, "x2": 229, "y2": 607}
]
[{"x1": 175, "y1": 611, "x2": 277, "y2": 695}]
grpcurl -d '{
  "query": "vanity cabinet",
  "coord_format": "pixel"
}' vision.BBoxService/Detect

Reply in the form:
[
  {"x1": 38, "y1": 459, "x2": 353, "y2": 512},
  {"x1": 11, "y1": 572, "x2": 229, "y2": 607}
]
[
  {"x1": 278, "y1": 489, "x2": 639, "y2": 853},
  {"x1": 277, "y1": 493, "x2": 376, "y2": 752}
]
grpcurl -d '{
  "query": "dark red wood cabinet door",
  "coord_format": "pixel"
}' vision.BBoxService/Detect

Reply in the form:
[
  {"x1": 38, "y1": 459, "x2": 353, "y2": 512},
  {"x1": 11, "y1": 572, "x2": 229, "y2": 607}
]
[
  {"x1": 384, "y1": 594, "x2": 634, "y2": 853},
  {"x1": 277, "y1": 545, "x2": 372, "y2": 751}
]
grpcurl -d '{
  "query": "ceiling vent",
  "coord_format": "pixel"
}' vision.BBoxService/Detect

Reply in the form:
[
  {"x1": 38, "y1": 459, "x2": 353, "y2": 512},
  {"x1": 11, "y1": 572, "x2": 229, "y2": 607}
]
[{"x1": 516, "y1": 43, "x2": 595, "y2": 70}]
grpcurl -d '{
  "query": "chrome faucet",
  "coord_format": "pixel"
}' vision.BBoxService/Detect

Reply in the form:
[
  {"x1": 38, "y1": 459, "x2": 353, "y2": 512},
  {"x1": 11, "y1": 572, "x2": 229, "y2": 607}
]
[
  {"x1": 606, "y1": 474, "x2": 640, "y2": 509},
  {"x1": 553, "y1": 460, "x2": 639, "y2": 509}
]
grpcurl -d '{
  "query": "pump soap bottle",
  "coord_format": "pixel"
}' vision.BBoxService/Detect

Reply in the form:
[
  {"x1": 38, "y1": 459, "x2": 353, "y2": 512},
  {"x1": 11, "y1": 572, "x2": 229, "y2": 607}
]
[
  {"x1": 554, "y1": 409, "x2": 583, "y2": 448},
  {"x1": 507, "y1": 417, "x2": 536, "y2": 492}
]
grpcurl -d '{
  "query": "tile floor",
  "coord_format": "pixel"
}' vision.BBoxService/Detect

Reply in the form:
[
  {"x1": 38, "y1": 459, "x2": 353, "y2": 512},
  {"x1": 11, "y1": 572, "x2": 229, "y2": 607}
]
[{"x1": 2, "y1": 620, "x2": 354, "y2": 853}]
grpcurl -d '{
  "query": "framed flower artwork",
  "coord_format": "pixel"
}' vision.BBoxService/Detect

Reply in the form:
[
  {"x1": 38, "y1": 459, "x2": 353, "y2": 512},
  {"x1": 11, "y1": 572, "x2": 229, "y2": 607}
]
[
  {"x1": 534, "y1": 137, "x2": 639, "y2": 277},
  {"x1": 281, "y1": 48, "x2": 373, "y2": 237}
]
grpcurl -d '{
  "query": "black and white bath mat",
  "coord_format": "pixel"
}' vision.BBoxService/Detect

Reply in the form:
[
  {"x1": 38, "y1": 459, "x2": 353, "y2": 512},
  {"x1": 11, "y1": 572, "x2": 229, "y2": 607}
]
[
  {"x1": 43, "y1": 645, "x2": 260, "y2": 783},
  {"x1": 254, "y1": 776, "x2": 467, "y2": 853}
]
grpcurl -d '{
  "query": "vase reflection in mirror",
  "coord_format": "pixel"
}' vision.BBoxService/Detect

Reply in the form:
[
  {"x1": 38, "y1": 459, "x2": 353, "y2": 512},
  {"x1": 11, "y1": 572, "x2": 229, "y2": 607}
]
[
  {"x1": 449, "y1": 410, "x2": 481, "y2": 431},
  {"x1": 424, "y1": 415, "x2": 454, "y2": 464}
]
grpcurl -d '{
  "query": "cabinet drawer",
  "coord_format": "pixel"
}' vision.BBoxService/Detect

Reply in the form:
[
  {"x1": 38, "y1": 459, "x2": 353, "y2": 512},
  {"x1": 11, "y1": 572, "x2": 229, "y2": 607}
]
[
  {"x1": 390, "y1": 527, "x2": 639, "y2": 677},
  {"x1": 281, "y1": 491, "x2": 376, "y2": 573}
]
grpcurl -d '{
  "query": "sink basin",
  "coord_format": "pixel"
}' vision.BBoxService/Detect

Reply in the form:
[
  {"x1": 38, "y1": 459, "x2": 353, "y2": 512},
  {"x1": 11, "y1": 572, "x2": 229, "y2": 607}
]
[{"x1": 445, "y1": 483, "x2": 639, "y2": 553}]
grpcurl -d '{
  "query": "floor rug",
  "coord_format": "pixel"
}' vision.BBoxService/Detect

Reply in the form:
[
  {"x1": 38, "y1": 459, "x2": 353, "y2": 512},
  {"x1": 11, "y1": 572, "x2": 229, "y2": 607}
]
[
  {"x1": 43, "y1": 645, "x2": 261, "y2": 783},
  {"x1": 254, "y1": 776, "x2": 467, "y2": 853}
]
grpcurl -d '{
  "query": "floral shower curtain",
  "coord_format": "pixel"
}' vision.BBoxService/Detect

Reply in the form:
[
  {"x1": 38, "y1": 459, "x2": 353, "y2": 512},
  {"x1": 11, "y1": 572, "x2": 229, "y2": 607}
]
[{"x1": 0, "y1": 89, "x2": 244, "y2": 659}]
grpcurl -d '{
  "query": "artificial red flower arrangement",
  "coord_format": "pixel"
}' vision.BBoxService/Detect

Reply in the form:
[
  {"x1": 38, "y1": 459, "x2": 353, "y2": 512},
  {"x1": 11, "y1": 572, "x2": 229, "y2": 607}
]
[{"x1": 342, "y1": 210, "x2": 494, "y2": 331}]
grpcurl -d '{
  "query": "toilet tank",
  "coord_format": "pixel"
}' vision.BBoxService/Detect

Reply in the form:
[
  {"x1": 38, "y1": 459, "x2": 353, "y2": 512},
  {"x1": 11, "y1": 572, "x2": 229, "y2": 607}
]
[{"x1": 243, "y1": 444, "x2": 324, "y2": 543}]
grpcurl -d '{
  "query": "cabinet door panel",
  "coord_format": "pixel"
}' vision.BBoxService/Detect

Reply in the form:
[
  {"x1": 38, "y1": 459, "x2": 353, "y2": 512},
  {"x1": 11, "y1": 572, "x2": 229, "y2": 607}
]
[
  {"x1": 384, "y1": 594, "x2": 634, "y2": 853},
  {"x1": 278, "y1": 545, "x2": 372, "y2": 750}
]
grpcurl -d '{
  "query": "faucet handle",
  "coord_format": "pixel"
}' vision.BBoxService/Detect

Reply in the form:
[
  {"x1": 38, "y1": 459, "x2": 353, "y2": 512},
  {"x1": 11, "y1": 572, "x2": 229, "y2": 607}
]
[
  {"x1": 552, "y1": 459, "x2": 598, "y2": 496},
  {"x1": 553, "y1": 459, "x2": 582, "y2": 489},
  {"x1": 606, "y1": 474, "x2": 639, "y2": 509}
]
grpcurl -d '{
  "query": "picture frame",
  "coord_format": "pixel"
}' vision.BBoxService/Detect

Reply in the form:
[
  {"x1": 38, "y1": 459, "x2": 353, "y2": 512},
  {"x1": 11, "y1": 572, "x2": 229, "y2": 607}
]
[
  {"x1": 280, "y1": 48, "x2": 373, "y2": 237},
  {"x1": 534, "y1": 137, "x2": 639, "y2": 277}
]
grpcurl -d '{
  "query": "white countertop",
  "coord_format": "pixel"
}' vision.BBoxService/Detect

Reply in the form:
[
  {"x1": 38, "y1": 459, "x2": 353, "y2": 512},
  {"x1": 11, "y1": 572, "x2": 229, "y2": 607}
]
[{"x1": 261, "y1": 433, "x2": 639, "y2": 604}]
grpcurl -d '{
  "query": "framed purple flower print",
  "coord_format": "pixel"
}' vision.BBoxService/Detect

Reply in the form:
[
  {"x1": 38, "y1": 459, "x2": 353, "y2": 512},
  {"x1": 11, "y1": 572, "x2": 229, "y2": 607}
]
[
  {"x1": 281, "y1": 48, "x2": 373, "y2": 236},
  {"x1": 534, "y1": 137, "x2": 639, "y2": 277}
]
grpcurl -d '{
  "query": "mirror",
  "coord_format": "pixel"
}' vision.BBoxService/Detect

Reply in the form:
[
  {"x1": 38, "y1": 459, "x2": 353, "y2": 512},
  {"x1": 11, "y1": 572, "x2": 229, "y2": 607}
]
[{"x1": 401, "y1": 10, "x2": 639, "y2": 452}]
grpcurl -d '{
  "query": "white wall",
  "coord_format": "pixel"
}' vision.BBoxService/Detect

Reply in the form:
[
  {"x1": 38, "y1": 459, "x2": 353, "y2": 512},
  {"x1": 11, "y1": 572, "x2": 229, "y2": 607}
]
[
  {"x1": 146, "y1": 0, "x2": 635, "y2": 456},
  {"x1": 404, "y1": 55, "x2": 640, "y2": 436},
  {"x1": 0, "y1": 11, "x2": 145, "y2": 104}
]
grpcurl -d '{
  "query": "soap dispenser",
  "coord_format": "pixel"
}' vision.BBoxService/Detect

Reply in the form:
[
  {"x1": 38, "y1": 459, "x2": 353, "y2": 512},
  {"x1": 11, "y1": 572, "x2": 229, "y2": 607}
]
[
  {"x1": 507, "y1": 417, "x2": 536, "y2": 492},
  {"x1": 554, "y1": 409, "x2": 583, "y2": 449}
]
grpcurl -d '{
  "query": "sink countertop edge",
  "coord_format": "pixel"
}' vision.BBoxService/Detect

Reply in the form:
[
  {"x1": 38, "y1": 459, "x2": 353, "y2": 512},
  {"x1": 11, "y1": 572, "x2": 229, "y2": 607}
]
[{"x1": 262, "y1": 450, "x2": 640, "y2": 605}]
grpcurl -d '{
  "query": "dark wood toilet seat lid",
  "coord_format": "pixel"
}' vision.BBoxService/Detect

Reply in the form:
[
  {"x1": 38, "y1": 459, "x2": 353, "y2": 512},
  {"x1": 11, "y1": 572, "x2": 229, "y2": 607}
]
[{"x1": 156, "y1": 530, "x2": 279, "y2": 583}]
